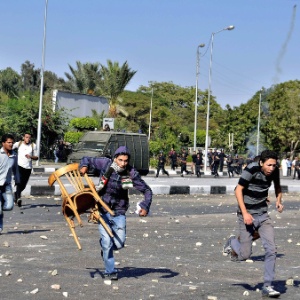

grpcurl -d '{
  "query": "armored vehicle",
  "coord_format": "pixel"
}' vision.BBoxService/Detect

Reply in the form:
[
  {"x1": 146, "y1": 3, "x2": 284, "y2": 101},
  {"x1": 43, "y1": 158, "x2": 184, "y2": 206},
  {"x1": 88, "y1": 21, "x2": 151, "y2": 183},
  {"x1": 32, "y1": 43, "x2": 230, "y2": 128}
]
[{"x1": 67, "y1": 131, "x2": 149, "y2": 175}]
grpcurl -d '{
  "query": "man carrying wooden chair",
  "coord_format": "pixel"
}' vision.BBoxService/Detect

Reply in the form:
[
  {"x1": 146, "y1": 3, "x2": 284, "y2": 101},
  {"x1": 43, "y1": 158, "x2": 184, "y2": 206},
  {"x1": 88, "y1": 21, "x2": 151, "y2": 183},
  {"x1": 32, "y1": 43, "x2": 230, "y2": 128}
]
[{"x1": 80, "y1": 146, "x2": 152, "y2": 281}]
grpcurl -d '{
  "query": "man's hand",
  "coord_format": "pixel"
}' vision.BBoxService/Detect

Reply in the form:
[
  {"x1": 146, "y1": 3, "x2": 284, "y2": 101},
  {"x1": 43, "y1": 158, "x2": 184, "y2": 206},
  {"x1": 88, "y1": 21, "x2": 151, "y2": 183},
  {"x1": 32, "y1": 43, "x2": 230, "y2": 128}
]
[
  {"x1": 80, "y1": 166, "x2": 88, "y2": 175},
  {"x1": 139, "y1": 208, "x2": 148, "y2": 217},
  {"x1": 276, "y1": 202, "x2": 284, "y2": 213},
  {"x1": 243, "y1": 212, "x2": 254, "y2": 225}
]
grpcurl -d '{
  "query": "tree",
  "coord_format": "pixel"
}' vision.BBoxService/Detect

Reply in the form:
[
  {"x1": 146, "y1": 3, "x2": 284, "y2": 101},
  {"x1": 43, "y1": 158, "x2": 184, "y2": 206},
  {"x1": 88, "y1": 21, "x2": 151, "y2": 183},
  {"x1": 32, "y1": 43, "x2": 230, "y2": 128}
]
[
  {"x1": 64, "y1": 61, "x2": 102, "y2": 94},
  {"x1": 99, "y1": 60, "x2": 137, "y2": 117},
  {"x1": 21, "y1": 60, "x2": 40, "y2": 92},
  {"x1": 0, "y1": 67, "x2": 22, "y2": 98},
  {"x1": 0, "y1": 91, "x2": 69, "y2": 157}
]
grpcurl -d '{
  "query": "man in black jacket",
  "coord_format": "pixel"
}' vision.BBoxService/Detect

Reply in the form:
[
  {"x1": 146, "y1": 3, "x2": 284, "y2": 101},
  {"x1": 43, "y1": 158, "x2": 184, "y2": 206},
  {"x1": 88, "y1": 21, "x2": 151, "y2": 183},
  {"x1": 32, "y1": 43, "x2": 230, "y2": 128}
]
[{"x1": 156, "y1": 152, "x2": 169, "y2": 177}]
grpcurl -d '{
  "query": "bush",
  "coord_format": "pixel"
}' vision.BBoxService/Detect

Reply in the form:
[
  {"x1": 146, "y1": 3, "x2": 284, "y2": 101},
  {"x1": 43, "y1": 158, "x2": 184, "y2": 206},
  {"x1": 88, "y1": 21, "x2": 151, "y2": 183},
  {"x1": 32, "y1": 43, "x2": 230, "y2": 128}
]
[
  {"x1": 64, "y1": 131, "x2": 84, "y2": 144},
  {"x1": 150, "y1": 157, "x2": 158, "y2": 168},
  {"x1": 70, "y1": 117, "x2": 97, "y2": 131}
]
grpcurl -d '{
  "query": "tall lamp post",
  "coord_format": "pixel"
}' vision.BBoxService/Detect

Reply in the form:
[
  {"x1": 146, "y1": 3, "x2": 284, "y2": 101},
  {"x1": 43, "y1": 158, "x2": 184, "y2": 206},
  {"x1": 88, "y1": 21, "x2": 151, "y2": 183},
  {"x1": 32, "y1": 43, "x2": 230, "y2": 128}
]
[
  {"x1": 204, "y1": 25, "x2": 235, "y2": 174},
  {"x1": 36, "y1": 0, "x2": 49, "y2": 166},
  {"x1": 148, "y1": 88, "x2": 153, "y2": 140},
  {"x1": 256, "y1": 88, "x2": 263, "y2": 155},
  {"x1": 193, "y1": 43, "x2": 205, "y2": 151}
]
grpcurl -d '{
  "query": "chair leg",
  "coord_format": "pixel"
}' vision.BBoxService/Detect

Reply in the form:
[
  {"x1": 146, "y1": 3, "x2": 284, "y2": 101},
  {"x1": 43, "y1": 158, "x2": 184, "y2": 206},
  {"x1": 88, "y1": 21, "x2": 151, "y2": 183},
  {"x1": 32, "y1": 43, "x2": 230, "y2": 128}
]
[
  {"x1": 91, "y1": 211, "x2": 114, "y2": 238},
  {"x1": 64, "y1": 215, "x2": 82, "y2": 250},
  {"x1": 65, "y1": 202, "x2": 83, "y2": 228}
]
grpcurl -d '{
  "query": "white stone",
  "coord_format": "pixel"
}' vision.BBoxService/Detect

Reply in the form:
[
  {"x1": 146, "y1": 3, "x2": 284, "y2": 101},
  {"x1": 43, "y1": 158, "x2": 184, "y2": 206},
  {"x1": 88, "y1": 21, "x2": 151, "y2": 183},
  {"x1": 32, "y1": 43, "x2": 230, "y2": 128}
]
[
  {"x1": 40, "y1": 235, "x2": 48, "y2": 240},
  {"x1": 286, "y1": 278, "x2": 294, "y2": 286},
  {"x1": 104, "y1": 279, "x2": 112, "y2": 285},
  {"x1": 243, "y1": 291, "x2": 249, "y2": 296},
  {"x1": 30, "y1": 288, "x2": 39, "y2": 294},
  {"x1": 51, "y1": 269, "x2": 58, "y2": 276},
  {"x1": 63, "y1": 292, "x2": 69, "y2": 297},
  {"x1": 51, "y1": 284, "x2": 61, "y2": 290}
]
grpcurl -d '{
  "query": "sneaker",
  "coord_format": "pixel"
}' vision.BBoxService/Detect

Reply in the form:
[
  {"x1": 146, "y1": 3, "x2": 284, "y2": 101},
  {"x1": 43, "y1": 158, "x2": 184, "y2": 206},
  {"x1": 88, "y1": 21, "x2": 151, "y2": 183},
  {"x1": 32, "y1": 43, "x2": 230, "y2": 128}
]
[
  {"x1": 261, "y1": 286, "x2": 280, "y2": 298},
  {"x1": 103, "y1": 271, "x2": 118, "y2": 280},
  {"x1": 223, "y1": 235, "x2": 236, "y2": 255},
  {"x1": 17, "y1": 199, "x2": 22, "y2": 207},
  {"x1": 230, "y1": 249, "x2": 239, "y2": 262}
]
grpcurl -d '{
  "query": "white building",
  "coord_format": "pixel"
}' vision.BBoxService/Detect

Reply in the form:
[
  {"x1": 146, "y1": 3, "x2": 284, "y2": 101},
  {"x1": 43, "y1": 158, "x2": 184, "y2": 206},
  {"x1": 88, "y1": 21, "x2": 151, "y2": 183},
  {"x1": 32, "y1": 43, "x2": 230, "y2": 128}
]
[{"x1": 52, "y1": 90, "x2": 109, "y2": 118}]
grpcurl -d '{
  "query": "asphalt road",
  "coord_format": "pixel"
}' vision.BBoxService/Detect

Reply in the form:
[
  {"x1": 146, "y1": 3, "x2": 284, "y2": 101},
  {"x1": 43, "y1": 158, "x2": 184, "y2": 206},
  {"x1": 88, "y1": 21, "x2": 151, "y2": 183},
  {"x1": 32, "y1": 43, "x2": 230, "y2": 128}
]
[{"x1": 0, "y1": 193, "x2": 300, "y2": 300}]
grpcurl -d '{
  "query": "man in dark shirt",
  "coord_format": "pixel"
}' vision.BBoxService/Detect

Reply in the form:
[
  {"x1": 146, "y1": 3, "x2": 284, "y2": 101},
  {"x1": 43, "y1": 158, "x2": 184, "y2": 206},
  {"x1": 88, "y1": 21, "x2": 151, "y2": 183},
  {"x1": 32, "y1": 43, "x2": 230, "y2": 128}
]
[
  {"x1": 223, "y1": 150, "x2": 284, "y2": 298},
  {"x1": 156, "y1": 152, "x2": 169, "y2": 177}
]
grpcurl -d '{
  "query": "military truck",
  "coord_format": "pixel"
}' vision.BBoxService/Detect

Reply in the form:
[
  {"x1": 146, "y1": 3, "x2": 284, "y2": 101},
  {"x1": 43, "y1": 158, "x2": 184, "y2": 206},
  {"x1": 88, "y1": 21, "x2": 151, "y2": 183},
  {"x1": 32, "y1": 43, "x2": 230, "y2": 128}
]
[{"x1": 67, "y1": 131, "x2": 149, "y2": 175}]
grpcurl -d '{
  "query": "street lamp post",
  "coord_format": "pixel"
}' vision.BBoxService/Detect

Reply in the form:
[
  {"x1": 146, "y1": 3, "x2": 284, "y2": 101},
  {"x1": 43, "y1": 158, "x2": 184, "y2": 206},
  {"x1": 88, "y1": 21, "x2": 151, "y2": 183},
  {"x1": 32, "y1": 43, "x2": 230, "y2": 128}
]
[
  {"x1": 148, "y1": 88, "x2": 153, "y2": 140},
  {"x1": 193, "y1": 43, "x2": 205, "y2": 151},
  {"x1": 256, "y1": 89, "x2": 262, "y2": 155},
  {"x1": 36, "y1": 0, "x2": 49, "y2": 166},
  {"x1": 204, "y1": 25, "x2": 235, "y2": 174}
]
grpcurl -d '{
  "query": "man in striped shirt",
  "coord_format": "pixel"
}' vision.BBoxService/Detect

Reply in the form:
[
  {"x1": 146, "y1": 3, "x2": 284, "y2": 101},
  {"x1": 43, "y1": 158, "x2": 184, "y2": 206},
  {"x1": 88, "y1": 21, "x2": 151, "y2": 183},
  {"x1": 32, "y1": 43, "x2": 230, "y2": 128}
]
[{"x1": 223, "y1": 150, "x2": 284, "y2": 298}]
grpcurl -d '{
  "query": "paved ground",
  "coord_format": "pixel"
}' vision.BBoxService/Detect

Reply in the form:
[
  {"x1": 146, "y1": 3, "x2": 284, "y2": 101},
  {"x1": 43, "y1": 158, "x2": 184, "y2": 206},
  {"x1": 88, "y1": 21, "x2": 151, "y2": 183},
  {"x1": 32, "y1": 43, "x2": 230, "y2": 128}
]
[{"x1": 1, "y1": 193, "x2": 300, "y2": 299}]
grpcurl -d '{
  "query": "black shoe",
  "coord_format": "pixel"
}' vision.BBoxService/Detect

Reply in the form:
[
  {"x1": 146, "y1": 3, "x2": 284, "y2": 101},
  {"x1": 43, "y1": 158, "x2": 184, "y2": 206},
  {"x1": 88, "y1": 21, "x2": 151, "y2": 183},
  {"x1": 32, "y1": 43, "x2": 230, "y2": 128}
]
[
  {"x1": 17, "y1": 199, "x2": 22, "y2": 207},
  {"x1": 103, "y1": 272, "x2": 118, "y2": 280}
]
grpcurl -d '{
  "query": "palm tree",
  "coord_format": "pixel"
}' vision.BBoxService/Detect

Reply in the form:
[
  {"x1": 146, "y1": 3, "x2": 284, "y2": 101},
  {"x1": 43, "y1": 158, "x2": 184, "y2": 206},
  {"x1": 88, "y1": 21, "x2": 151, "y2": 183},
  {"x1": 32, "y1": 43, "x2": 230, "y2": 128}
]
[
  {"x1": 99, "y1": 60, "x2": 137, "y2": 117},
  {"x1": 64, "y1": 61, "x2": 102, "y2": 94}
]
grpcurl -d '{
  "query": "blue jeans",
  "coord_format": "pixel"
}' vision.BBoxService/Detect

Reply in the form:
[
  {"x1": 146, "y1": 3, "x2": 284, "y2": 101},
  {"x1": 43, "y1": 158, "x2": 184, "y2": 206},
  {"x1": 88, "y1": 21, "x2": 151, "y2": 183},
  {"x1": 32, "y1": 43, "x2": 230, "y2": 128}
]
[
  {"x1": 98, "y1": 213, "x2": 126, "y2": 274},
  {"x1": 0, "y1": 184, "x2": 14, "y2": 229},
  {"x1": 231, "y1": 213, "x2": 277, "y2": 287}
]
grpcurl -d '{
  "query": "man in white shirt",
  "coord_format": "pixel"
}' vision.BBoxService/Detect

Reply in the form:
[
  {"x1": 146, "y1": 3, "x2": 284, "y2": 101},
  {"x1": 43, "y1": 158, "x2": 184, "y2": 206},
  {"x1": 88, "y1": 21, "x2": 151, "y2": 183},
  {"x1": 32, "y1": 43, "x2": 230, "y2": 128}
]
[
  {"x1": 13, "y1": 133, "x2": 38, "y2": 207},
  {"x1": 0, "y1": 134, "x2": 20, "y2": 233}
]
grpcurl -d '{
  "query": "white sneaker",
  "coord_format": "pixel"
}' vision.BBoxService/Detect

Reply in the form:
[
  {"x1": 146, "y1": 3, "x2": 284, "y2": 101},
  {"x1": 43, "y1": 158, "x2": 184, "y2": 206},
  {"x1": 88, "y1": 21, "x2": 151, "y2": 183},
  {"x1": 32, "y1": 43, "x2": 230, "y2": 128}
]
[{"x1": 261, "y1": 286, "x2": 280, "y2": 298}]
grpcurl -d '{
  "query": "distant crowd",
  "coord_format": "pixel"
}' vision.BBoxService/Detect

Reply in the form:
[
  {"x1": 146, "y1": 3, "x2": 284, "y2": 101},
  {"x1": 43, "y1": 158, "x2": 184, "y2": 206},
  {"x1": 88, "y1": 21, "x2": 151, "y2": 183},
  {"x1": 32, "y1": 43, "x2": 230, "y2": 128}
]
[{"x1": 155, "y1": 148, "x2": 300, "y2": 179}]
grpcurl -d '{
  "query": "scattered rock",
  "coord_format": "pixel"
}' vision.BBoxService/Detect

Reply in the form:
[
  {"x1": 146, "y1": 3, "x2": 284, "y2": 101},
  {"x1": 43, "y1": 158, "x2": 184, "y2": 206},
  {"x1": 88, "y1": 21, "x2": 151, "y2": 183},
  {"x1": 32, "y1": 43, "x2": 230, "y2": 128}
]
[
  {"x1": 63, "y1": 292, "x2": 68, "y2": 297},
  {"x1": 189, "y1": 286, "x2": 197, "y2": 290},
  {"x1": 51, "y1": 284, "x2": 61, "y2": 290},
  {"x1": 30, "y1": 288, "x2": 39, "y2": 294},
  {"x1": 104, "y1": 279, "x2": 112, "y2": 285},
  {"x1": 51, "y1": 269, "x2": 58, "y2": 276},
  {"x1": 40, "y1": 235, "x2": 48, "y2": 240},
  {"x1": 286, "y1": 278, "x2": 294, "y2": 286}
]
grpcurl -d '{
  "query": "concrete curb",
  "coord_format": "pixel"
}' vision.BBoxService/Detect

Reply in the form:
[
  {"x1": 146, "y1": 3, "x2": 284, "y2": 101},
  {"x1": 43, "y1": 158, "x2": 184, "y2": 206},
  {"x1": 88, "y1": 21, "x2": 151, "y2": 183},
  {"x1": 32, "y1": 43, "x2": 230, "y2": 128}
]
[{"x1": 22, "y1": 184, "x2": 294, "y2": 196}]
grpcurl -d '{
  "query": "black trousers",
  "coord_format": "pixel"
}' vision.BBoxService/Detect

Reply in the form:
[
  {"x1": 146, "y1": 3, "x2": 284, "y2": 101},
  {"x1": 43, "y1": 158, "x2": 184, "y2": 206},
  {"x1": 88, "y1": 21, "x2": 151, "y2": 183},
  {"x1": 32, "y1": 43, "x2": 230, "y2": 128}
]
[
  {"x1": 16, "y1": 166, "x2": 32, "y2": 199},
  {"x1": 156, "y1": 166, "x2": 169, "y2": 177}
]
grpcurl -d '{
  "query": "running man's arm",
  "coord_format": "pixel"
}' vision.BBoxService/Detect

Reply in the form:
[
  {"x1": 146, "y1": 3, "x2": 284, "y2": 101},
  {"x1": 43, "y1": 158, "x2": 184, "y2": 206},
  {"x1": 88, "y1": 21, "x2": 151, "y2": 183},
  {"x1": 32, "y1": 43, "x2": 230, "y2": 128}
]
[
  {"x1": 273, "y1": 168, "x2": 284, "y2": 213},
  {"x1": 235, "y1": 184, "x2": 254, "y2": 225}
]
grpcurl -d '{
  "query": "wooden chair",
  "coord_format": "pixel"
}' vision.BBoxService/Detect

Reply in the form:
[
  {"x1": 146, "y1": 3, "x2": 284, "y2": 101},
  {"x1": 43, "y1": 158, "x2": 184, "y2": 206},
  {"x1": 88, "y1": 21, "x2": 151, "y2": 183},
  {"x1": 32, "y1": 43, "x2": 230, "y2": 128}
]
[{"x1": 48, "y1": 163, "x2": 114, "y2": 250}]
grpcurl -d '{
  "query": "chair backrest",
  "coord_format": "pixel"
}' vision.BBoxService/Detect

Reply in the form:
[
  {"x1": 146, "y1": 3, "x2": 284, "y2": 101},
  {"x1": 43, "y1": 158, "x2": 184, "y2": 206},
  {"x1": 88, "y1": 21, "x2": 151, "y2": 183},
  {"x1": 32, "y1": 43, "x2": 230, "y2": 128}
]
[{"x1": 48, "y1": 163, "x2": 97, "y2": 215}]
